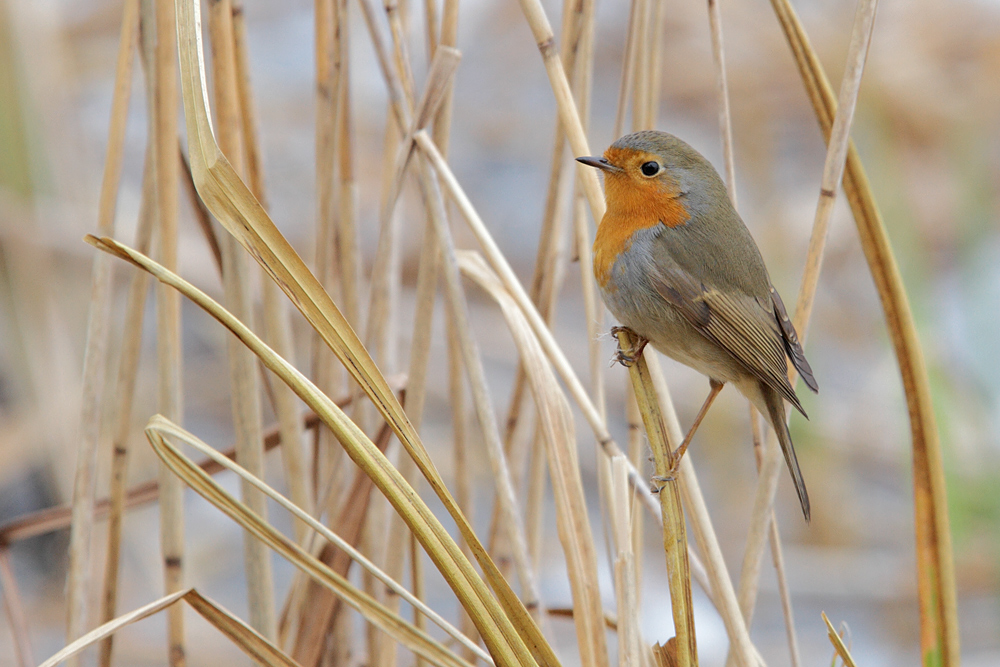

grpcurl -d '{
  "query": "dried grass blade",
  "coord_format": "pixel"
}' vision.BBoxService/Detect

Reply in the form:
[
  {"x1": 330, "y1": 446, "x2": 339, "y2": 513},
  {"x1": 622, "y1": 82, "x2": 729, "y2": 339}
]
[
  {"x1": 176, "y1": 589, "x2": 300, "y2": 666},
  {"x1": 613, "y1": 329, "x2": 695, "y2": 667},
  {"x1": 87, "y1": 234, "x2": 543, "y2": 667},
  {"x1": 144, "y1": 421, "x2": 473, "y2": 667},
  {"x1": 40, "y1": 590, "x2": 189, "y2": 667},
  {"x1": 769, "y1": 2, "x2": 958, "y2": 663},
  {"x1": 821, "y1": 613, "x2": 858, "y2": 667},
  {"x1": 459, "y1": 252, "x2": 608, "y2": 667},
  {"x1": 793, "y1": 0, "x2": 879, "y2": 340},
  {"x1": 149, "y1": 417, "x2": 493, "y2": 665}
]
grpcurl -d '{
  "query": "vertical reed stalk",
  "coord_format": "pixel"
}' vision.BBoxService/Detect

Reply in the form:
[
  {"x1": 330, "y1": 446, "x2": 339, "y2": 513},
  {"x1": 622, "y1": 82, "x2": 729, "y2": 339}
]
[
  {"x1": 615, "y1": 330, "x2": 695, "y2": 667},
  {"x1": 99, "y1": 150, "x2": 154, "y2": 667},
  {"x1": 208, "y1": 0, "x2": 276, "y2": 643},
  {"x1": 65, "y1": 0, "x2": 139, "y2": 657},
  {"x1": 232, "y1": 0, "x2": 314, "y2": 538},
  {"x1": 152, "y1": 0, "x2": 184, "y2": 662}
]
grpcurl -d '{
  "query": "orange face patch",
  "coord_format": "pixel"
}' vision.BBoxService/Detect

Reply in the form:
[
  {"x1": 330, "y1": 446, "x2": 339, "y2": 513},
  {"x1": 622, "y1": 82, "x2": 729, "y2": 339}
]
[{"x1": 592, "y1": 147, "x2": 690, "y2": 287}]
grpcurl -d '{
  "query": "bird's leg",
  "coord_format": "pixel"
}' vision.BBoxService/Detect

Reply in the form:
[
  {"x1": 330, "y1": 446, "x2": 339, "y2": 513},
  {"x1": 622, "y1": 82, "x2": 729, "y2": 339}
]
[
  {"x1": 610, "y1": 326, "x2": 649, "y2": 367},
  {"x1": 651, "y1": 380, "x2": 725, "y2": 488}
]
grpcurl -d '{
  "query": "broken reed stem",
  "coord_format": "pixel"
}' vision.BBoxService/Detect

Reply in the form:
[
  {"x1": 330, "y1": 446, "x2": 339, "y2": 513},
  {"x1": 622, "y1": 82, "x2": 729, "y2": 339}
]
[
  {"x1": 614, "y1": 330, "x2": 695, "y2": 667},
  {"x1": 99, "y1": 149, "x2": 154, "y2": 667},
  {"x1": 65, "y1": 0, "x2": 139, "y2": 655}
]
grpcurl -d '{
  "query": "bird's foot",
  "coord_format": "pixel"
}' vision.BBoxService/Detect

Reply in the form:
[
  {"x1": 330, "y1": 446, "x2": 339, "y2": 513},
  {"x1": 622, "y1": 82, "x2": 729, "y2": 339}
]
[
  {"x1": 649, "y1": 473, "x2": 674, "y2": 494},
  {"x1": 610, "y1": 326, "x2": 649, "y2": 367}
]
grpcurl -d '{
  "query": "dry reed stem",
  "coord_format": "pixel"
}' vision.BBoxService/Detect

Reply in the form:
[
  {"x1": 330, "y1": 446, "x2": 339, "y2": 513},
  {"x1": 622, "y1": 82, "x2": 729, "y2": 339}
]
[
  {"x1": 706, "y1": 0, "x2": 736, "y2": 207},
  {"x1": 208, "y1": 0, "x2": 276, "y2": 643},
  {"x1": 0, "y1": 548, "x2": 34, "y2": 667},
  {"x1": 770, "y1": 2, "x2": 957, "y2": 664},
  {"x1": 150, "y1": 0, "x2": 186, "y2": 662},
  {"x1": 610, "y1": 457, "x2": 641, "y2": 667},
  {"x1": 89, "y1": 230, "x2": 546, "y2": 667},
  {"x1": 98, "y1": 148, "x2": 154, "y2": 667},
  {"x1": 290, "y1": 422, "x2": 391, "y2": 665},
  {"x1": 614, "y1": 329, "x2": 695, "y2": 667},
  {"x1": 513, "y1": 0, "x2": 604, "y2": 220},
  {"x1": 613, "y1": 0, "x2": 642, "y2": 137},
  {"x1": 336, "y1": 11, "x2": 361, "y2": 333},
  {"x1": 731, "y1": 431, "x2": 783, "y2": 631},
  {"x1": 363, "y1": 46, "x2": 459, "y2": 379},
  {"x1": 793, "y1": 0, "x2": 878, "y2": 342},
  {"x1": 382, "y1": 219, "x2": 439, "y2": 578},
  {"x1": 768, "y1": 516, "x2": 801, "y2": 667},
  {"x1": 231, "y1": 0, "x2": 314, "y2": 539},
  {"x1": 153, "y1": 417, "x2": 493, "y2": 664},
  {"x1": 64, "y1": 0, "x2": 138, "y2": 653},
  {"x1": 459, "y1": 253, "x2": 608, "y2": 667},
  {"x1": 41, "y1": 589, "x2": 301, "y2": 667}
]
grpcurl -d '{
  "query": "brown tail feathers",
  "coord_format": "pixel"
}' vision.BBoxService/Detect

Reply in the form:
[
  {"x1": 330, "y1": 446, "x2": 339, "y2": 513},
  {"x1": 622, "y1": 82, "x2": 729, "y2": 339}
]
[{"x1": 763, "y1": 384, "x2": 811, "y2": 522}]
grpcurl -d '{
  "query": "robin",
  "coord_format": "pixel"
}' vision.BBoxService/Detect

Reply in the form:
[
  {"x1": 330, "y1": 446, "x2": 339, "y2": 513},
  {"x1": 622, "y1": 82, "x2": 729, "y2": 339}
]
[{"x1": 577, "y1": 130, "x2": 818, "y2": 521}]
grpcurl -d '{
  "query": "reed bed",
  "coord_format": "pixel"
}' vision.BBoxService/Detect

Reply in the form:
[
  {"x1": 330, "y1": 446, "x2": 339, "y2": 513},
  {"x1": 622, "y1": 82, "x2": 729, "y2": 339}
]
[{"x1": 1, "y1": 0, "x2": 987, "y2": 665}]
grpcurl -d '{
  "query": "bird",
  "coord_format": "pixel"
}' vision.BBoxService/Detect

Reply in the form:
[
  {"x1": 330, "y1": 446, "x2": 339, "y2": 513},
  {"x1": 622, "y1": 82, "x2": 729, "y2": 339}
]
[{"x1": 577, "y1": 130, "x2": 818, "y2": 521}]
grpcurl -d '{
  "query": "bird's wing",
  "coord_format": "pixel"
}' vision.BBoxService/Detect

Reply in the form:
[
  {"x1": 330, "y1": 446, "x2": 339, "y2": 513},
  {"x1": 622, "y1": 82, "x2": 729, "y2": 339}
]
[
  {"x1": 769, "y1": 286, "x2": 818, "y2": 393},
  {"x1": 650, "y1": 262, "x2": 808, "y2": 416}
]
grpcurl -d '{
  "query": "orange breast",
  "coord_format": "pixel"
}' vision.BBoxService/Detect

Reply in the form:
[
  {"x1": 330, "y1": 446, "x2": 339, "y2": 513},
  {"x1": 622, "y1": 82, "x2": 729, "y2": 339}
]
[{"x1": 593, "y1": 172, "x2": 690, "y2": 287}]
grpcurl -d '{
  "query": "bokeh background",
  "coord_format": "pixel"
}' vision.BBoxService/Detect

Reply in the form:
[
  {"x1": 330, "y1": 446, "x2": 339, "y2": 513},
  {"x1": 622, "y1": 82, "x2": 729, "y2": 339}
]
[{"x1": 0, "y1": 0, "x2": 997, "y2": 664}]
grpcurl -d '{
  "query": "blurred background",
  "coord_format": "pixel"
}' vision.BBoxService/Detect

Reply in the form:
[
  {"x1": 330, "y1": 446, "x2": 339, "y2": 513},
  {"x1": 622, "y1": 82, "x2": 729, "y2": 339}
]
[{"x1": 0, "y1": 0, "x2": 997, "y2": 664}]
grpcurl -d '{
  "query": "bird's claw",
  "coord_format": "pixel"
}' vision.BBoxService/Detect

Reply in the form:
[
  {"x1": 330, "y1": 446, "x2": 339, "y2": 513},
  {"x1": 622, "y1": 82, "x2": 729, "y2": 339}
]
[{"x1": 610, "y1": 327, "x2": 648, "y2": 368}]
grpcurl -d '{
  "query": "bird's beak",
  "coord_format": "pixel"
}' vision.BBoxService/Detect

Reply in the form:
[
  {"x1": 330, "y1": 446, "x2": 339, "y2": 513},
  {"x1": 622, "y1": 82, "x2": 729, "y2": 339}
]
[{"x1": 576, "y1": 156, "x2": 621, "y2": 173}]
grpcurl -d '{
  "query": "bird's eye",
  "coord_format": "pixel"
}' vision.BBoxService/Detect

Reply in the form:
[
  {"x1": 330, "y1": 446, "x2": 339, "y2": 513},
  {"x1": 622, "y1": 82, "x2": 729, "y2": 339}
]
[{"x1": 640, "y1": 161, "x2": 660, "y2": 177}]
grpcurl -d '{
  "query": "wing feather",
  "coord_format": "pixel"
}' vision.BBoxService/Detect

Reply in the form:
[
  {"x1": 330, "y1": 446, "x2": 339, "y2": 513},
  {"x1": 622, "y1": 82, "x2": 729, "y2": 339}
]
[{"x1": 651, "y1": 265, "x2": 807, "y2": 416}]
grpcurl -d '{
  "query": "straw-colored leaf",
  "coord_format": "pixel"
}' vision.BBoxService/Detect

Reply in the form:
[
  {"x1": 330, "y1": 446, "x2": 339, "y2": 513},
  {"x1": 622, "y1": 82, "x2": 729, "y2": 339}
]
[{"x1": 40, "y1": 588, "x2": 302, "y2": 667}]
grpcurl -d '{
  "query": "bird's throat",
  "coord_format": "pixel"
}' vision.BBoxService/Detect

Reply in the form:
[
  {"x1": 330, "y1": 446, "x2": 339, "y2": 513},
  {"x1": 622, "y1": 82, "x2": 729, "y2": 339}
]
[{"x1": 593, "y1": 176, "x2": 690, "y2": 287}]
